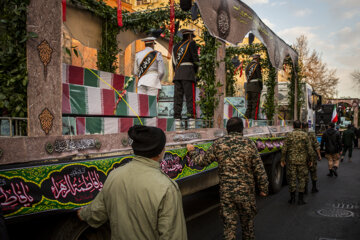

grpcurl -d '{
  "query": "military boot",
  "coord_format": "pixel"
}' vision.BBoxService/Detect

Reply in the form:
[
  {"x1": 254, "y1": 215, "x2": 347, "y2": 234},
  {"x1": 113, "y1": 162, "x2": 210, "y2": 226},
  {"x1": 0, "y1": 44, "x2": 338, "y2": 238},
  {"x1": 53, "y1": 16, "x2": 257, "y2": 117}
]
[
  {"x1": 327, "y1": 169, "x2": 333, "y2": 177},
  {"x1": 311, "y1": 180, "x2": 319, "y2": 193},
  {"x1": 298, "y1": 192, "x2": 307, "y2": 205},
  {"x1": 288, "y1": 192, "x2": 296, "y2": 204},
  {"x1": 175, "y1": 119, "x2": 182, "y2": 130},
  {"x1": 332, "y1": 166, "x2": 338, "y2": 177}
]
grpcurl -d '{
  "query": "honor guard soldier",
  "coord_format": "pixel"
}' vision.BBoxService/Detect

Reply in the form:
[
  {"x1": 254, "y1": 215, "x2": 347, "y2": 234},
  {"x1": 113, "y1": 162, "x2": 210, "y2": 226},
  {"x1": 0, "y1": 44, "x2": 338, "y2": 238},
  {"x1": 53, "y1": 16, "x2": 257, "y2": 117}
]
[
  {"x1": 245, "y1": 54, "x2": 263, "y2": 120},
  {"x1": 172, "y1": 29, "x2": 199, "y2": 129},
  {"x1": 134, "y1": 37, "x2": 165, "y2": 96}
]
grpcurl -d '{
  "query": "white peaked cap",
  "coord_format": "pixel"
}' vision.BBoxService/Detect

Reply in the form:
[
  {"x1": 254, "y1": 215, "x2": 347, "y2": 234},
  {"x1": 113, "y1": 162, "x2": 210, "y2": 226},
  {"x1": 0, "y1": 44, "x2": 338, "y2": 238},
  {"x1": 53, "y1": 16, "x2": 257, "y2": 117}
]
[{"x1": 141, "y1": 37, "x2": 156, "y2": 43}]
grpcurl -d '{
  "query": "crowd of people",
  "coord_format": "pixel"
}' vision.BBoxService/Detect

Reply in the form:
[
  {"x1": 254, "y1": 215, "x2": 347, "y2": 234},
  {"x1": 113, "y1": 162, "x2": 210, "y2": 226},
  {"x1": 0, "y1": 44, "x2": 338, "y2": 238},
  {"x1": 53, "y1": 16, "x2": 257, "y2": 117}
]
[{"x1": 75, "y1": 118, "x2": 358, "y2": 240}]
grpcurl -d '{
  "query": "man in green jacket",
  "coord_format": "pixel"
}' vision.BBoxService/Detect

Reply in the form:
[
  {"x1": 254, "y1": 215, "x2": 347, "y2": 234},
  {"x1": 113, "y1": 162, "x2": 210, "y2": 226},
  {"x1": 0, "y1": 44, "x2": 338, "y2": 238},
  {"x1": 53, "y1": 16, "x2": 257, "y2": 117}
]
[
  {"x1": 341, "y1": 124, "x2": 356, "y2": 162},
  {"x1": 78, "y1": 125, "x2": 187, "y2": 240}
]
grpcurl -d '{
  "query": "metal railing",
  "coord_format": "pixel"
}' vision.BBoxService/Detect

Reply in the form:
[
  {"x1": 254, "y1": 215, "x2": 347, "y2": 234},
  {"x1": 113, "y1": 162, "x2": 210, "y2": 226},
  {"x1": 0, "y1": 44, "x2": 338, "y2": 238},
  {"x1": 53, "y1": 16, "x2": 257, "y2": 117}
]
[{"x1": 0, "y1": 117, "x2": 27, "y2": 137}]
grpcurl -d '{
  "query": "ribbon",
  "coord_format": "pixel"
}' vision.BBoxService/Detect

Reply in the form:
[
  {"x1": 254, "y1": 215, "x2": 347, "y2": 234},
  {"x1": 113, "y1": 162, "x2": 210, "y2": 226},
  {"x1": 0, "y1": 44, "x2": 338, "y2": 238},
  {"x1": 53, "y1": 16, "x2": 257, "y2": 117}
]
[
  {"x1": 117, "y1": 0, "x2": 123, "y2": 27},
  {"x1": 225, "y1": 97, "x2": 249, "y2": 127},
  {"x1": 239, "y1": 60, "x2": 243, "y2": 77},
  {"x1": 86, "y1": 68, "x2": 143, "y2": 125},
  {"x1": 278, "y1": 114, "x2": 286, "y2": 126},
  {"x1": 168, "y1": 0, "x2": 175, "y2": 58},
  {"x1": 62, "y1": 0, "x2": 66, "y2": 22},
  {"x1": 113, "y1": 89, "x2": 127, "y2": 114},
  {"x1": 233, "y1": 61, "x2": 244, "y2": 77}
]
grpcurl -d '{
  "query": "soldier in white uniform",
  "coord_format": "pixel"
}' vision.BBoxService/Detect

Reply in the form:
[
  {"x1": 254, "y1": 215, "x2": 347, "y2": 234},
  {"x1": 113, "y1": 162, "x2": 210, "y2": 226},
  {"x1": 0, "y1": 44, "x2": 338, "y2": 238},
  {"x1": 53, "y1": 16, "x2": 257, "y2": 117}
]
[{"x1": 134, "y1": 37, "x2": 165, "y2": 96}]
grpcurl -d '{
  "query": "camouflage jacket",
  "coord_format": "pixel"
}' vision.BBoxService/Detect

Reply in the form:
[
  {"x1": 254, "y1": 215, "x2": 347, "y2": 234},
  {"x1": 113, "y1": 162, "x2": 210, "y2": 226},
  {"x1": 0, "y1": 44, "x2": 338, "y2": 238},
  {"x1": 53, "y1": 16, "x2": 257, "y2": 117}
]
[
  {"x1": 281, "y1": 129, "x2": 313, "y2": 165},
  {"x1": 188, "y1": 132, "x2": 269, "y2": 202},
  {"x1": 308, "y1": 131, "x2": 320, "y2": 151},
  {"x1": 302, "y1": 130, "x2": 320, "y2": 160}
]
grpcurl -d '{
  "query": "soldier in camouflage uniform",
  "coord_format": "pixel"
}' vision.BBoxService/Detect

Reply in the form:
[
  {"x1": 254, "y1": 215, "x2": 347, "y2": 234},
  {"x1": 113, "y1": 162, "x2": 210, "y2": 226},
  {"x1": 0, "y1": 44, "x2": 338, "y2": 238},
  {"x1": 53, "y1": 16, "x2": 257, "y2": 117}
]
[
  {"x1": 187, "y1": 117, "x2": 268, "y2": 240},
  {"x1": 281, "y1": 120, "x2": 313, "y2": 205},
  {"x1": 301, "y1": 122, "x2": 322, "y2": 193}
]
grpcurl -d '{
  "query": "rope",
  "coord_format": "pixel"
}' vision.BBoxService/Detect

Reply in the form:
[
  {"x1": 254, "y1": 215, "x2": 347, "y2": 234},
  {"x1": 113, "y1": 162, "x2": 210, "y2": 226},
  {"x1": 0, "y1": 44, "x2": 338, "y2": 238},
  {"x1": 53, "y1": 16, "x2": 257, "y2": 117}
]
[
  {"x1": 278, "y1": 114, "x2": 286, "y2": 126},
  {"x1": 86, "y1": 68, "x2": 143, "y2": 125},
  {"x1": 225, "y1": 97, "x2": 249, "y2": 120}
]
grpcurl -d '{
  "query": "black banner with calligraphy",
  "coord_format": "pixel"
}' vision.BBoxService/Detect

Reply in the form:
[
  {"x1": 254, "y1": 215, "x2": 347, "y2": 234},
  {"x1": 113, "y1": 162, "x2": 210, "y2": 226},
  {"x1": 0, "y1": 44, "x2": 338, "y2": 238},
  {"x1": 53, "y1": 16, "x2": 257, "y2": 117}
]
[
  {"x1": 0, "y1": 177, "x2": 41, "y2": 216},
  {"x1": 41, "y1": 165, "x2": 106, "y2": 204},
  {"x1": 0, "y1": 143, "x2": 217, "y2": 218}
]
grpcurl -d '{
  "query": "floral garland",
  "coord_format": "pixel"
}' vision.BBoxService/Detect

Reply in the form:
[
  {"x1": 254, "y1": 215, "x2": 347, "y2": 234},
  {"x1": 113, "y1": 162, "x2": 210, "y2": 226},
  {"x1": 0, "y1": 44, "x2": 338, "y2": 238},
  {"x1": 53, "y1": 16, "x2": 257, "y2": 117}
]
[
  {"x1": 285, "y1": 57, "x2": 303, "y2": 119},
  {"x1": 197, "y1": 30, "x2": 220, "y2": 126}
]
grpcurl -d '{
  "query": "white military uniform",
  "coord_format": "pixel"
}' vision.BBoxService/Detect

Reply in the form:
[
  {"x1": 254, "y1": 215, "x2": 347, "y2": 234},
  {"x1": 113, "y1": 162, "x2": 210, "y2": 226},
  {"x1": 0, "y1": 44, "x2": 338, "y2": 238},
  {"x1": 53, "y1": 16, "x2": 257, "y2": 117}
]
[{"x1": 134, "y1": 41, "x2": 165, "y2": 96}]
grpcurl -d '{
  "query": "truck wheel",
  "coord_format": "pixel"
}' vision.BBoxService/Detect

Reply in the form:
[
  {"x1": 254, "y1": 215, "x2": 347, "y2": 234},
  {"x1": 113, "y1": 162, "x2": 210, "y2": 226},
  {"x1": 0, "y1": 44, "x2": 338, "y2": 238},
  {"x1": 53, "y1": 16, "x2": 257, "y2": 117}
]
[
  {"x1": 268, "y1": 153, "x2": 283, "y2": 193},
  {"x1": 51, "y1": 213, "x2": 110, "y2": 240}
]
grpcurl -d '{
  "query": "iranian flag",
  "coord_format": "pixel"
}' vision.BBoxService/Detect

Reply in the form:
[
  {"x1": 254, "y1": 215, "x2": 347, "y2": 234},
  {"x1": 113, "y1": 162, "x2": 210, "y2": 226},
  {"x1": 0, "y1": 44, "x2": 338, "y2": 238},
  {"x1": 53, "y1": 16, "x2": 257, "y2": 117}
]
[
  {"x1": 62, "y1": 83, "x2": 157, "y2": 117},
  {"x1": 331, "y1": 105, "x2": 338, "y2": 123}
]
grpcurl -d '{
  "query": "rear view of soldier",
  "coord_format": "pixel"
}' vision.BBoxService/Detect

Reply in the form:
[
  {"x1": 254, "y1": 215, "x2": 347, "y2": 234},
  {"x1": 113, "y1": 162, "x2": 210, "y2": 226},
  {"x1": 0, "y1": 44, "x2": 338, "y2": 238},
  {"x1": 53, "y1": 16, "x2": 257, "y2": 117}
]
[
  {"x1": 281, "y1": 120, "x2": 313, "y2": 205},
  {"x1": 187, "y1": 117, "x2": 268, "y2": 240},
  {"x1": 172, "y1": 29, "x2": 199, "y2": 129},
  {"x1": 245, "y1": 54, "x2": 263, "y2": 120},
  {"x1": 134, "y1": 37, "x2": 165, "y2": 96},
  {"x1": 302, "y1": 122, "x2": 321, "y2": 193}
]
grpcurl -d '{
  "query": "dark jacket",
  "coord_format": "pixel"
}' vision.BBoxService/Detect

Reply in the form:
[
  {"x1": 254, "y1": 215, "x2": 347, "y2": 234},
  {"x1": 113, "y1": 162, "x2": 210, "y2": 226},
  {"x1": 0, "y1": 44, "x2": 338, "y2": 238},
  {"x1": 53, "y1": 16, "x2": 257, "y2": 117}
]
[
  {"x1": 245, "y1": 60, "x2": 263, "y2": 93},
  {"x1": 321, "y1": 128, "x2": 342, "y2": 154},
  {"x1": 353, "y1": 127, "x2": 360, "y2": 138},
  {"x1": 172, "y1": 40, "x2": 199, "y2": 81},
  {"x1": 342, "y1": 129, "x2": 355, "y2": 147}
]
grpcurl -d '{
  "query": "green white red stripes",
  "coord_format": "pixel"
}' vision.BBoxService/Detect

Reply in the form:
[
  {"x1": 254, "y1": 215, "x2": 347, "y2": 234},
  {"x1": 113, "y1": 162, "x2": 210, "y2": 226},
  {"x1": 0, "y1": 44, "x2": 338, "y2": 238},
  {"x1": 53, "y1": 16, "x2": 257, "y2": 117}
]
[
  {"x1": 223, "y1": 97, "x2": 246, "y2": 119},
  {"x1": 62, "y1": 83, "x2": 157, "y2": 117},
  {"x1": 62, "y1": 64, "x2": 135, "y2": 92},
  {"x1": 62, "y1": 117, "x2": 175, "y2": 135}
]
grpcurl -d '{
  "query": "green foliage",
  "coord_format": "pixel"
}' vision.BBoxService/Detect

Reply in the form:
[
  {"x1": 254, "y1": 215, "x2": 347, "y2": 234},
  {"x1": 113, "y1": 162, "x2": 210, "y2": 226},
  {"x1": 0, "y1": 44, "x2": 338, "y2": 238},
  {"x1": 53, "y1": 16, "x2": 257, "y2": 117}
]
[
  {"x1": 286, "y1": 58, "x2": 303, "y2": 119},
  {"x1": 0, "y1": 0, "x2": 33, "y2": 117},
  {"x1": 223, "y1": 43, "x2": 277, "y2": 120},
  {"x1": 263, "y1": 52, "x2": 276, "y2": 121},
  {"x1": 224, "y1": 47, "x2": 238, "y2": 96},
  {"x1": 197, "y1": 30, "x2": 220, "y2": 124}
]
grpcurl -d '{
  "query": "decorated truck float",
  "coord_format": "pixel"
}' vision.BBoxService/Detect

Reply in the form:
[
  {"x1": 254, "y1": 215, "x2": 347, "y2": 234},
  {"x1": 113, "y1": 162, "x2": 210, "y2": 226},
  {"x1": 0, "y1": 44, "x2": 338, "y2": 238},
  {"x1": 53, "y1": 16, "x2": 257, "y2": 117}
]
[{"x1": 0, "y1": 0, "x2": 301, "y2": 239}]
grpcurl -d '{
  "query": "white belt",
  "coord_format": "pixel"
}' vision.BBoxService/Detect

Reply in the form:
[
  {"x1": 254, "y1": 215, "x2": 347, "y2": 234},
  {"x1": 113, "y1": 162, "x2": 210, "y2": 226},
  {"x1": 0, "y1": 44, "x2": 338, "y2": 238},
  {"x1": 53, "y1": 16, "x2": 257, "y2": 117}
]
[
  {"x1": 144, "y1": 70, "x2": 158, "y2": 75},
  {"x1": 249, "y1": 79, "x2": 260, "y2": 82},
  {"x1": 180, "y1": 62, "x2": 194, "y2": 66}
]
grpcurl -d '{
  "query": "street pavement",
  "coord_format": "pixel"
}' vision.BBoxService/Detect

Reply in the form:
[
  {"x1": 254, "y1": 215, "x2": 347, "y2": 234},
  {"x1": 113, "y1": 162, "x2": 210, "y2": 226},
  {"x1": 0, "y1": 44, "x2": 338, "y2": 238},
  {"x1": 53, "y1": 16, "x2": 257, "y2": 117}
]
[{"x1": 184, "y1": 149, "x2": 360, "y2": 240}]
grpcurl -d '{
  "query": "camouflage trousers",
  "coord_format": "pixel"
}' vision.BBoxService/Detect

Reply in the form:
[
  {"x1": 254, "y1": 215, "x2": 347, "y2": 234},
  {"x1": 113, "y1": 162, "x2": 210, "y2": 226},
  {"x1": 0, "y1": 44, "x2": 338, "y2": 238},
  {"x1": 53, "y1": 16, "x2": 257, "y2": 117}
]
[
  {"x1": 286, "y1": 164, "x2": 309, "y2": 193},
  {"x1": 306, "y1": 159, "x2": 318, "y2": 182},
  {"x1": 325, "y1": 153, "x2": 340, "y2": 169},
  {"x1": 220, "y1": 199, "x2": 256, "y2": 240}
]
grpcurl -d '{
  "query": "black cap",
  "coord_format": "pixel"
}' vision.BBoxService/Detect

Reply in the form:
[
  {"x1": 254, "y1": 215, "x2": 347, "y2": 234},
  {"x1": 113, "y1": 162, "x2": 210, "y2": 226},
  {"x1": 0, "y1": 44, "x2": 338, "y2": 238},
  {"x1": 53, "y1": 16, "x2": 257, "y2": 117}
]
[{"x1": 128, "y1": 125, "x2": 166, "y2": 158}]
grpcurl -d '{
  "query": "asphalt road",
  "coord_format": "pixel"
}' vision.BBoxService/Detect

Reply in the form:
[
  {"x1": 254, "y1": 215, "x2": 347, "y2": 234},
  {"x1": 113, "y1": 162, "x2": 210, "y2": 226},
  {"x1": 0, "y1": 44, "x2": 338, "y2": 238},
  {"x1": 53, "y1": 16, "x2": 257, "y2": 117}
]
[{"x1": 184, "y1": 149, "x2": 360, "y2": 240}]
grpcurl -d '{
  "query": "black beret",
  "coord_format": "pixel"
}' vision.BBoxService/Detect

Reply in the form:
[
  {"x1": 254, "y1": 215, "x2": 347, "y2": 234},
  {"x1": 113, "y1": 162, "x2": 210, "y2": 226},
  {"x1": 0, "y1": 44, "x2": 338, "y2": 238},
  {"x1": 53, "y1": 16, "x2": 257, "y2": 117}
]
[{"x1": 128, "y1": 125, "x2": 166, "y2": 158}]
